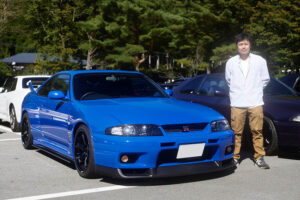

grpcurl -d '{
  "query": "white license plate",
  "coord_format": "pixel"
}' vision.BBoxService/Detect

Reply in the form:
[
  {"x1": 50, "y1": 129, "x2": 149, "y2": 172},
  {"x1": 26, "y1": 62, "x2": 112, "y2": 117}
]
[{"x1": 176, "y1": 143, "x2": 205, "y2": 159}]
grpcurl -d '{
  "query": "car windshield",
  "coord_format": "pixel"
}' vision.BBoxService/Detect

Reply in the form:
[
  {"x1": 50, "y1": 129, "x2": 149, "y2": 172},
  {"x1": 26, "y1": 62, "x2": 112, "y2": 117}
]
[
  {"x1": 264, "y1": 78, "x2": 297, "y2": 96},
  {"x1": 73, "y1": 73, "x2": 167, "y2": 100}
]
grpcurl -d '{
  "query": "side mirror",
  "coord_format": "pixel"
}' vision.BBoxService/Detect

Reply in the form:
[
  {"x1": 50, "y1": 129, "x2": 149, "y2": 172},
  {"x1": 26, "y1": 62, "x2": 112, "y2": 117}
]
[
  {"x1": 214, "y1": 89, "x2": 228, "y2": 97},
  {"x1": 48, "y1": 91, "x2": 65, "y2": 99},
  {"x1": 165, "y1": 89, "x2": 173, "y2": 96}
]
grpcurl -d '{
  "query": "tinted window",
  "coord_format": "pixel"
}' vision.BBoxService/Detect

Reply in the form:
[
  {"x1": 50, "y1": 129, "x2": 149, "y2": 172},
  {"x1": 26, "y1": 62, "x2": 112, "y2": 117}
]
[
  {"x1": 74, "y1": 73, "x2": 166, "y2": 100},
  {"x1": 264, "y1": 78, "x2": 296, "y2": 96},
  {"x1": 198, "y1": 76, "x2": 228, "y2": 96},
  {"x1": 22, "y1": 77, "x2": 49, "y2": 89},
  {"x1": 180, "y1": 77, "x2": 204, "y2": 94},
  {"x1": 294, "y1": 78, "x2": 300, "y2": 92},
  {"x1": 38, "y1": 74, "x2": 70, "y2": 97},
  {"x1": 52, "y1": 74, "x2": 70, "y2": 95},
  {"x1": 2, "y1": 77, "x2": 17, "y2": 92}
]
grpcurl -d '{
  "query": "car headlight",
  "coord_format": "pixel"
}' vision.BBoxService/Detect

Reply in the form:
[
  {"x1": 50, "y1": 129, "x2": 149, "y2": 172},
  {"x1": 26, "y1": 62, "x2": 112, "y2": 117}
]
[
  {"x1": 291, "y1": 115, "x2": 300, "y2": 122},
  {"x1": 211, "y1": 119, "x2": 230, "y2": 132},
  {"x1": 105, "y1": 124, "x2": 163, "y2": 136}
]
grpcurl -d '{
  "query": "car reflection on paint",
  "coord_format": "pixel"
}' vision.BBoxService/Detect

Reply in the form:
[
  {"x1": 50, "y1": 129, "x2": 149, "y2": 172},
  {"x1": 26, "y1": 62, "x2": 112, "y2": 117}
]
[
  {"x1": 21, "y1": 70, "x2": 235, "y2": 179},
  {"x1": 279, "y1": 74, "x2": 300, "y2": 93},
  {"x1": 172, "y1": 73, "x2": 300, "y2": 155}
]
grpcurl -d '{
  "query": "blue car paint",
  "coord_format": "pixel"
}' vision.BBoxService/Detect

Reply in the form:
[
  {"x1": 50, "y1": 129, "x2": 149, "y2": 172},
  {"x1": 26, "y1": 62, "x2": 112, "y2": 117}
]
[{"x1": 22, "y1": 70, "x2": 235, "y2": 178}]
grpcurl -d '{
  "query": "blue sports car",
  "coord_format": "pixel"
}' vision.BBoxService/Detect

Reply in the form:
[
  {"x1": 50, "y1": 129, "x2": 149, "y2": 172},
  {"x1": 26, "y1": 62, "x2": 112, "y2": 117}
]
[{"x1": 21, "y1": 70, "x2": 235, "y2": 178}]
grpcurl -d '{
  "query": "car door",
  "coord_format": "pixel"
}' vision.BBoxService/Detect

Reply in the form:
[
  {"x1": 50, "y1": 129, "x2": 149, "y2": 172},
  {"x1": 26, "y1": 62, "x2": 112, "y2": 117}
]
[{"x1": 37, "y1": 74, "x2": 72, "y2": 146}]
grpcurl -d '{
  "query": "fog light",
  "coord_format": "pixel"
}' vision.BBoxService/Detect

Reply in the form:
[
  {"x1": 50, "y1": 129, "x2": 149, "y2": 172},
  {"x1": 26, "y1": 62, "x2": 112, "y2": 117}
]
[
  {"x1": 121, "y1": 155, "x2": 129, "y2": 163},
  {"x1": 225, "y1": 145, "x2": 234, "y2": 155}
]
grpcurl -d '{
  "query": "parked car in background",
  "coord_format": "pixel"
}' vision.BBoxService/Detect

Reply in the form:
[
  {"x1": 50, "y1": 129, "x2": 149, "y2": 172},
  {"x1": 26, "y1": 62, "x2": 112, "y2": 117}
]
[
  {"x1": 173, "y1": 73, "x2": 300, "y2": 155},
  {"x1": 0, "y1": 75, "x2": 50, "y2": 131},
  {"x1": 21, "y1": 70, "x2": 235, "y2": 179},
  {"x1": 279, "y1": 74, "x2": 300, "y2": 93},
  {"x1": 159, "y1": 78, "x2": 189, "y2": 90}
]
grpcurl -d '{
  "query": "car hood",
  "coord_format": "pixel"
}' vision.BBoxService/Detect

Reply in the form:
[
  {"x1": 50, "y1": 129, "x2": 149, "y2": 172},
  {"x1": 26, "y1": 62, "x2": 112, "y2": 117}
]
[
  {"x1": 77, "y1": 97, "x2": 225, "y2": 129},
  {"x1": 264, "y1": 95, "x2": 300, "y2": 120}
]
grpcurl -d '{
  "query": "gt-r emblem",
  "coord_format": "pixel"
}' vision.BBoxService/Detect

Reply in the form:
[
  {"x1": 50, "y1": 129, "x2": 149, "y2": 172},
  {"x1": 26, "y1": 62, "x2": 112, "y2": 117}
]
[{"x1": 183, "y1": 126, "x2": 190, "y2": 132}]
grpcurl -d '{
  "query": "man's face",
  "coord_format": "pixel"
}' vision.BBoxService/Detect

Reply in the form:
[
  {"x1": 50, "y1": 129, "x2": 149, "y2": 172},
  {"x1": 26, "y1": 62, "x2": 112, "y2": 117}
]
[{"x1": 237, "y1": 39, "x2": 250, "y2": 57}]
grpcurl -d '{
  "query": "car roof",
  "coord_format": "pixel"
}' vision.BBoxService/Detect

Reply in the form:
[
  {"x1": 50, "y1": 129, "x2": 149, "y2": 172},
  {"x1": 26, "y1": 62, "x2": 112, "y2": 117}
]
[
  {"x1": 15, "y1": 75, "x2": 50, "y2": 78},
  {"x1": 57, "y1": 70, "x2": 142, "y2": 76}
]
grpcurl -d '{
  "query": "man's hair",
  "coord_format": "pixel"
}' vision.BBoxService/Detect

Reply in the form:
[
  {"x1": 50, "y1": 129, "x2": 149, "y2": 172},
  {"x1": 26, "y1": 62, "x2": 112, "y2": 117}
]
[{"x1": 235, "y1": 33, "x2": 251, "y2": 44}]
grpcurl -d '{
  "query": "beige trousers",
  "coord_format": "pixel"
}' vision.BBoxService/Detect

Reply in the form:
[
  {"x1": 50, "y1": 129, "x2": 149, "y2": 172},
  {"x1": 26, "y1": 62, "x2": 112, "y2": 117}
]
[{"x1": 231, "y1": 106, "x2": 266, "y2": 160}]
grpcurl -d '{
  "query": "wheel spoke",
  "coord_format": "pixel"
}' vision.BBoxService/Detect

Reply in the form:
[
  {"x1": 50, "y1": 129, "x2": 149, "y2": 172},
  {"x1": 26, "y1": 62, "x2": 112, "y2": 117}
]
[{"x1": 74, "y1": 131, "x2": 90, "y2": 172}]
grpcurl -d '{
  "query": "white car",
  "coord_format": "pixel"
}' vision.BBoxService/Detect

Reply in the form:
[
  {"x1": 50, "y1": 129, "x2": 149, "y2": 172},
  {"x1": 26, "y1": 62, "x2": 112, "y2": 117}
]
[{"x1": 0, "y1": 75, "x2": 50, "y2": 131}]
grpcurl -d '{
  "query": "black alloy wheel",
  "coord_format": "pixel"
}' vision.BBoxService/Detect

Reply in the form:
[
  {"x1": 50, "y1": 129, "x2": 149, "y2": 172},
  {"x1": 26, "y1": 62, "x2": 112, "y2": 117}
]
[
  {"x1": 21, "y1": 113, "x2": 33, "y2": 149},
  {"x1": 74, "y1": 125, "x2": 96, "y2": 178},
  {"x1": 10, "y1": 106, "x2": 20, "y2": 132},
  {"x1": 263, "y1": 117, "x2": 278, "y2": 155}
]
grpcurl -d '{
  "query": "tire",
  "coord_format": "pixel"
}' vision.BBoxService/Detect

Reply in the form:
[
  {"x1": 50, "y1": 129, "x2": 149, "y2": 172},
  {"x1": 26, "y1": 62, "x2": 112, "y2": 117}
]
[
  {"x1": 21, "y1": 113, "x2": 34, "y2": 149},
  {"x1": 74, "y1": 125, "x2": 96, "y2": 178},
  {"x1": 263, "y1": 117, "x2": 278, "y2": 155},
  {"x1": 10, "y1": 105, "x2": 20, "y2": 132}
]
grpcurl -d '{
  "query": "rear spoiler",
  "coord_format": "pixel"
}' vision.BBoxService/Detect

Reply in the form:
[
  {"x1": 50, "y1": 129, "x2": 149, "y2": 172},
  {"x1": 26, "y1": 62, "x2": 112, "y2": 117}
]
[{"x1": 28, "y1": 81, "x2": 36, "y2": 94}]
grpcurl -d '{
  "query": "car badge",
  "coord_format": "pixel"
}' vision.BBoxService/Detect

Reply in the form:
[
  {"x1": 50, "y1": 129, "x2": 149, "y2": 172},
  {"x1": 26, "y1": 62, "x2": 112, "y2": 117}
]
[{"x1": 183, "y1": 126, "x2": 190, "y2": 132}]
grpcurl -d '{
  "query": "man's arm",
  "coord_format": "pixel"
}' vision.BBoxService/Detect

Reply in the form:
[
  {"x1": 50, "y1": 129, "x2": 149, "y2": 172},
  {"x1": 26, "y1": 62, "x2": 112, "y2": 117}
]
[
  {"x1": 225, "y1": 61, "x2": 231, "y2": 88},
  {"x1": 261, "y1": 59, "x2": 270, "y2": 89}
]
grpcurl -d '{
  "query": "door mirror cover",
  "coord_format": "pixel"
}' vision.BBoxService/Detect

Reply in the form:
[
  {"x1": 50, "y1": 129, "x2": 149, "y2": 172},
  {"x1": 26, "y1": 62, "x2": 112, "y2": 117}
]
[{"x1": 48, "y1": 91, "x2": 65, "y2": 99}]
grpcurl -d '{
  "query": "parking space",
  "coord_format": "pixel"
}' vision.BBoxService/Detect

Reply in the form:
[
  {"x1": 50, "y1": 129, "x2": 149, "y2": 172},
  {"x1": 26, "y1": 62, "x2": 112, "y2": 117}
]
[{"x1": 1, "y1": 124, "x2": 300, "y2": 200}]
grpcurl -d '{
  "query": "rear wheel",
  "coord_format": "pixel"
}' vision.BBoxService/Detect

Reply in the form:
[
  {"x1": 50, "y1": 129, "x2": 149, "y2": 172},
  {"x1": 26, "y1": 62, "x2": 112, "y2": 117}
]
[
  {"x1": 10, "y1": 105, "x2": 20, "y2": 132},
  {"x1": 263, "y1": 117, "x2": 278, "y2": 155},
  {"x1": 21, "y1": 113, "x2": 34, "y2": 149},
  {"x1": 74, "y1": 125, "x2": 96, "y2": 178}
]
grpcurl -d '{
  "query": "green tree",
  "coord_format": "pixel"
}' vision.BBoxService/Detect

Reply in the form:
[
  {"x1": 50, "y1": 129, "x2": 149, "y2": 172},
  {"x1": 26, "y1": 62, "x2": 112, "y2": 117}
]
[
  {"x1": 25, "y1": 0, "x2": 82, "y2": 73},
  {"x1": 246, "y1": 0, "x2": 300, "y2": 74}
]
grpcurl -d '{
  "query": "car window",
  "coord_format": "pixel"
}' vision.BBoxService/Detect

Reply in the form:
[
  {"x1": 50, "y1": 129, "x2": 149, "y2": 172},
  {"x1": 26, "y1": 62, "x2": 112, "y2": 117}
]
[
  {"x1": 264, "y1": 78, "x2": 296, "y2": 96},
  {"x1": 22, "y1": 77, "x2": 49, "y2": 89},
  {"x1": 52, "y1": 74, "x2": 70, "y2": 96},
  {"x1": 180, "y1": 77, "x2": 204, "y2": 94},
  {"x1": 294, "y1": 78, "x2": 300, "y2": 92},
  {"x1": 38, "y1": 74, "x2": 70, "y2": 97},
  {"x1": 2, "y1": 77, "x2": 17, "y2": 92},
  {"x1": 197, "y1": 76, "x2": 228, "y2": 96},
  {"x1": 73, "y1": 73, "x2": 167, "y2": 100}
]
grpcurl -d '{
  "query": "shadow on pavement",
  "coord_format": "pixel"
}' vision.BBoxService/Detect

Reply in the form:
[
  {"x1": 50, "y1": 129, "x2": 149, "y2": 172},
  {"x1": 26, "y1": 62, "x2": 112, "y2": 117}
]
[
  {"x1": 278, "y1": 148, "x2": 300, "y2": 160},
  {"x1": 36, "y1": 149, "x2": 76, "y2": 170},
  {"x1": 100, "y1": 167, "x2": 236, "y2": 186}
]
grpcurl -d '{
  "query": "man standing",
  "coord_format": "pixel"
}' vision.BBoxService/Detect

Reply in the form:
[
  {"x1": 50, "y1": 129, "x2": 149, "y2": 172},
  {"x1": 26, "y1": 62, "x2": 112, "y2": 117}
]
[{"x1": 225, "y1": 33, "x2": 270, "y2": 169}]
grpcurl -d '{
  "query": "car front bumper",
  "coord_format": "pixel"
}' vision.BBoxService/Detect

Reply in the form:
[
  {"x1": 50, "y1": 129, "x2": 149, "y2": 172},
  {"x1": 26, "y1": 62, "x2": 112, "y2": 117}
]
[
  {"x1": 92, "y1": 130, "x2": 235, "y2": 178},
  {"x1": 95, "y1": 158, "x2": 235, "y2": 178}
]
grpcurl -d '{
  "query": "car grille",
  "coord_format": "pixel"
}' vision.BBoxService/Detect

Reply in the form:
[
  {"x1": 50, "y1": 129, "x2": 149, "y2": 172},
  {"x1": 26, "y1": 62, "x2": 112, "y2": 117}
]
[
  {"x1": 161, "y1": 123, "x2": 208, "y2": 133},
  {"x1": 157, "y1": 145, "x2": 217, "y2": 166}
]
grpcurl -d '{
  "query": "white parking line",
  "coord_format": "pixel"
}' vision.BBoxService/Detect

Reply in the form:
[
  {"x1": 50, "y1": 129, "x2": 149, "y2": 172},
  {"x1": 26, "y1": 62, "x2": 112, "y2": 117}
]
[
  {"x1": 6, "y1": 185, "x2": 134, "y2": 200},
  {"x1": 0, "y1": 138, "x2": 20, "y2": 142}
]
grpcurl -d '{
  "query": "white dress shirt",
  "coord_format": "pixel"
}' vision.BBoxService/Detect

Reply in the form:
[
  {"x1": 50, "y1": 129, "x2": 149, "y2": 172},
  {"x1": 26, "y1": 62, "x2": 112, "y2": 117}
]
[{"x1": 225, "y1": 53, "x2": 270, "y2": 108}]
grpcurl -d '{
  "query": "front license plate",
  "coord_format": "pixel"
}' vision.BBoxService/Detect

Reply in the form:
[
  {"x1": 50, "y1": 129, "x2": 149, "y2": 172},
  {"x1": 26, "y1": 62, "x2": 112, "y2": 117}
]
[{"x1": 176, "y1": 143, "x2": 205, "y2": 159}]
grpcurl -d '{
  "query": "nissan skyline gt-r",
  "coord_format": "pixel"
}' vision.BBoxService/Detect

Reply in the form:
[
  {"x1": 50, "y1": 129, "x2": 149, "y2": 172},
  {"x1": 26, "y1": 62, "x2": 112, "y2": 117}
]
[{"x1": 21, "y1": 70, "x2": 235, "y2": 179}]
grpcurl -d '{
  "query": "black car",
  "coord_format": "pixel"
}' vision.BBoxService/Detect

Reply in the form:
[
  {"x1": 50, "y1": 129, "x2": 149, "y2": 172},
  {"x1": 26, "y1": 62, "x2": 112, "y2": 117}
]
[{"x1": 173, "y1": 73, "x2": 300, "y2": 155}]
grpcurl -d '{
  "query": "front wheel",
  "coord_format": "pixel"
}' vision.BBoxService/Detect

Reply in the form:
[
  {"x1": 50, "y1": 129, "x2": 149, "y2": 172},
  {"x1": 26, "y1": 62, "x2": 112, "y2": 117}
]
[
  {"x1": 21, "y1": 113, "x2": 34, "y2": 149},
  {"x1": 10, "y1": 105, "x2": 20, "y2": 132},
  {"x1": 263, "y1": 117, "x2": 278, "y2": 155},
  {"x1": 74, "y1": 125, "x2": 96, "y2": 178}
]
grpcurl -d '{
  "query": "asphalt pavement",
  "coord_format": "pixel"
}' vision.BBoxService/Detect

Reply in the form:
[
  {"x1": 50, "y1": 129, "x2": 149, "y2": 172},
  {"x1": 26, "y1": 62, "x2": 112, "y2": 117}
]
[{"x1": 1, "y1": 123, "x2": 300, "y2": 200}]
